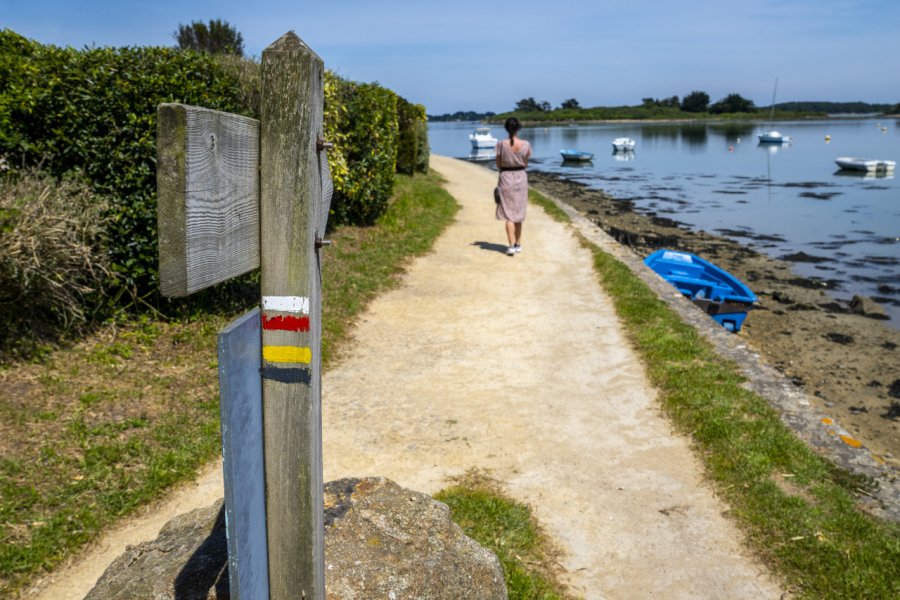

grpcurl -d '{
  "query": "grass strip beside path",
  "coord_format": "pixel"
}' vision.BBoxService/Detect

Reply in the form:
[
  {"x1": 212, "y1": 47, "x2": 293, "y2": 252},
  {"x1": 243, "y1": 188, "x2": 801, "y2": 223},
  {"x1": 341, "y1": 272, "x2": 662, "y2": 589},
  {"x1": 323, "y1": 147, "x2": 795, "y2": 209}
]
[
  {"x1": 531, "y1": 187, "x2": 900, "y2": 599},
  {"x1": 0, "y1": 172, "x2": 458, "y2": 596},
  {"x1": 435, "y1": 474, "x2": 568, "y2": 600}
]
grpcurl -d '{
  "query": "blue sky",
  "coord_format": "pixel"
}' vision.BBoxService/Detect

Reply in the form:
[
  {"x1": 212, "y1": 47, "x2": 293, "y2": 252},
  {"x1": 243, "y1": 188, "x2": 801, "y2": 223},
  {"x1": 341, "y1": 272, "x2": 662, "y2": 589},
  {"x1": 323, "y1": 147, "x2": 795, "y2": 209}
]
[{"x1": 3, "y1": 0, "x2": 898, "y2": 114}]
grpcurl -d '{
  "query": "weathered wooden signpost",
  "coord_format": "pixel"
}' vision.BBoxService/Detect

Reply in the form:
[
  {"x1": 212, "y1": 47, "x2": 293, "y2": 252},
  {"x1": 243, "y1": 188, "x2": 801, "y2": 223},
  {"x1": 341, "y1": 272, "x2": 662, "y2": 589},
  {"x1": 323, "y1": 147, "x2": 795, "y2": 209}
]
[{"x1": 157, "y1": 32, "x2": 329, "y2": 600}]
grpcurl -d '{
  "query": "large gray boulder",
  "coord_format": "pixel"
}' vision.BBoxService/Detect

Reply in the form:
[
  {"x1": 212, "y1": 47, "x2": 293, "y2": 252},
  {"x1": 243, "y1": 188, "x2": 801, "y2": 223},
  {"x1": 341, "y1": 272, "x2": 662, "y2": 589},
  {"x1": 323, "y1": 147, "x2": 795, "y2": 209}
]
[{"x1": 85, "y1": 477, "x2": 507, "y2": 600}]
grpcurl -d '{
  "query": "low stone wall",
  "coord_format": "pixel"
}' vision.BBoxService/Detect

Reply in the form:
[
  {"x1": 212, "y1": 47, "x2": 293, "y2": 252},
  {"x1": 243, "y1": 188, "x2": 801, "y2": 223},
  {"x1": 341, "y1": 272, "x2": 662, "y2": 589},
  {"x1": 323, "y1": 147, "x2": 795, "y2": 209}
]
[{"x1": 86, "y1": 477, "x2": 507, "y2": 600}]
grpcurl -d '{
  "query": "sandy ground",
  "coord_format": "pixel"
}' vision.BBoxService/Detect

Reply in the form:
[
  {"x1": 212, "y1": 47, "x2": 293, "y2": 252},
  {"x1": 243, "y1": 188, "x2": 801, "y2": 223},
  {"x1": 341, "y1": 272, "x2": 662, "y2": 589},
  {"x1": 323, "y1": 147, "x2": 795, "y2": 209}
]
[
  {"x1": 28, "y1": 155, "x2": 782, "y2": 599},
  {"x1": 528, "y1": 171, "x2": 900, "y2": 467}
]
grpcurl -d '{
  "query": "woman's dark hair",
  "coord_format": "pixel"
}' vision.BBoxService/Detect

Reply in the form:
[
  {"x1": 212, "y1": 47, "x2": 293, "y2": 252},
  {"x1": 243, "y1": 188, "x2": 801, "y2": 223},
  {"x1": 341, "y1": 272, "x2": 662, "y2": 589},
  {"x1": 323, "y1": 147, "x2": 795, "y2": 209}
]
[{"x1": 504, "y1": 117, "x2": 521, "y2": 145}]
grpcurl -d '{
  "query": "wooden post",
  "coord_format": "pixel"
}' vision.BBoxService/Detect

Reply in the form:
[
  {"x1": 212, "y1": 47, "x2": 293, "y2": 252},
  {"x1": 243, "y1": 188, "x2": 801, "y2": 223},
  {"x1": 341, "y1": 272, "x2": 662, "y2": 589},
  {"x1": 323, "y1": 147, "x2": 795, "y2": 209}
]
[{"x1": 259, "y1": 32, "x2": 325, "y2": 599}]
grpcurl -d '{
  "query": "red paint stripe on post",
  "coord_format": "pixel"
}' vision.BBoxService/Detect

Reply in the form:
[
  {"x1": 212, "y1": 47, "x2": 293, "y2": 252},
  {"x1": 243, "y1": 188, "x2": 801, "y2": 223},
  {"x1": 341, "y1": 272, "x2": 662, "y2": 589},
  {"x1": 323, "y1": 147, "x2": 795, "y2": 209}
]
[{"x1": 262, "y1": 314, "x2": 310, "y2": 332}]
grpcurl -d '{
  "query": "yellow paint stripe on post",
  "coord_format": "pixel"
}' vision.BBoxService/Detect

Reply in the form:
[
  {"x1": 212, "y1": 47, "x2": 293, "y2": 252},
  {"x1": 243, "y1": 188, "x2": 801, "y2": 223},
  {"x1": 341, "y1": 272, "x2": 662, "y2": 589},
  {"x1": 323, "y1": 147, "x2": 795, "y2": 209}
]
[{"x1": 263, "y1": 345, "x2": 312, "y2": 364}]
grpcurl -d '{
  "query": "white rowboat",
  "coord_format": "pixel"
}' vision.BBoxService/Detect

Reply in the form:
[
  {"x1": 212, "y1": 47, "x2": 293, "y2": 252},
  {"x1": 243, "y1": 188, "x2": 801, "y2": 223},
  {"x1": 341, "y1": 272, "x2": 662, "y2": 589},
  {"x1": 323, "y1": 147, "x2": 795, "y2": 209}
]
[{"x1": 834, "y1": 156, "x2": 896, "y2": 172}]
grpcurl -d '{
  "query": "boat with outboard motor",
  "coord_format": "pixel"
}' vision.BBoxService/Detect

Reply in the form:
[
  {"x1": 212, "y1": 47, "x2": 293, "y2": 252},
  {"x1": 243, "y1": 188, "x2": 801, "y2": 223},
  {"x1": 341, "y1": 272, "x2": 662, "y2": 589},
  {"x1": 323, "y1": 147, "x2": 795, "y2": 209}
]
[
  {"x1": 469, "y1": 127, "x2": 498, "y2": 149},
  {"x1": 612, "y1": 137, "x2": 636, "y2": 151}
]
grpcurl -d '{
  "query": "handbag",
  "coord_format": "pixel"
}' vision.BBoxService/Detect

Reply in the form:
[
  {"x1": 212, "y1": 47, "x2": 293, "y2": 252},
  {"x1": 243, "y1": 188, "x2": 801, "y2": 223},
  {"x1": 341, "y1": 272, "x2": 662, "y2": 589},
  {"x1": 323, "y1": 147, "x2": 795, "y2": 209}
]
[{"x1": 493, "y1": 186, "x2": 501, "y2": 204}]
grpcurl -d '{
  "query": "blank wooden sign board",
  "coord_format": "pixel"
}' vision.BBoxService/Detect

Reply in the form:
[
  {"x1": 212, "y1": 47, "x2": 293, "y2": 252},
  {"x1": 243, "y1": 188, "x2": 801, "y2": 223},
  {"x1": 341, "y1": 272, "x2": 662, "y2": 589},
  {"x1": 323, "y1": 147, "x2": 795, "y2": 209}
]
[
  {"x1": 157, "y1": 31, "x2": 327, "y2": 600},
  {"x1": 157, "y1": 104, "x2": 260, "y2": 298}
]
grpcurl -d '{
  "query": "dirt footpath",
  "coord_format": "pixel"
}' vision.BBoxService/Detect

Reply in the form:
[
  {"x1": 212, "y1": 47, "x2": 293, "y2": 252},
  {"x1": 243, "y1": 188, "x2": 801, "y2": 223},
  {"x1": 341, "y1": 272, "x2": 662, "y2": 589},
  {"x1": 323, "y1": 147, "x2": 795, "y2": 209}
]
[
  {"x1": 321, "y1": 156, "x2": 780, "y2": 598},
  {"x1": 30, "y1": 155, "x2": 782, "y2": 600}
]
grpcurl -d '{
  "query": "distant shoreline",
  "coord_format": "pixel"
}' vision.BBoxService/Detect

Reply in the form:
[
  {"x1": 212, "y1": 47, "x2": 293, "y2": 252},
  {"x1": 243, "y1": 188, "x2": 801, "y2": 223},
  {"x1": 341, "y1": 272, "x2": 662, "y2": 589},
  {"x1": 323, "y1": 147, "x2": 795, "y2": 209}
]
[
  {"x1": 479, "y1": 114, "x2": 896, "y2": 126},
  {"x1": 430, "y1": 113, "x2": 899, "y2": 125}
]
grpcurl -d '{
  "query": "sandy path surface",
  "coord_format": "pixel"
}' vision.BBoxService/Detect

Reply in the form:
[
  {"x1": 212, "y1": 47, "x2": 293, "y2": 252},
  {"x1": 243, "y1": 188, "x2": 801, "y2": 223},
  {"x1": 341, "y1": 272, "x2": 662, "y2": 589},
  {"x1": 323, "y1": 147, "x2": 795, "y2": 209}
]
[{"x1": 30, "y1": 155, "x2": 782, "y2": 599}]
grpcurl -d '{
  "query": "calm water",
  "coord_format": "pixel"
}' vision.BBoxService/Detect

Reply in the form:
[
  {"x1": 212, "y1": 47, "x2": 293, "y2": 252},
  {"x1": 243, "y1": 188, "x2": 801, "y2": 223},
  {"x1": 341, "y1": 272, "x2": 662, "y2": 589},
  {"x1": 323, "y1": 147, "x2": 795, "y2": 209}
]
[{"x1": 429, "y1": 119, "x2": 900, "y2": 323}]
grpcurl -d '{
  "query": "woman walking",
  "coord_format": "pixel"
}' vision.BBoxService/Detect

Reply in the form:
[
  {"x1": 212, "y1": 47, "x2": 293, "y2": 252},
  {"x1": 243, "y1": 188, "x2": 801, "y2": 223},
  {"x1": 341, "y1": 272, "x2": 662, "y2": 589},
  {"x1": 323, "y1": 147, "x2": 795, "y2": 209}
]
[{"x1": 495, "y1": 117, "x2": 532, "y2": 256}]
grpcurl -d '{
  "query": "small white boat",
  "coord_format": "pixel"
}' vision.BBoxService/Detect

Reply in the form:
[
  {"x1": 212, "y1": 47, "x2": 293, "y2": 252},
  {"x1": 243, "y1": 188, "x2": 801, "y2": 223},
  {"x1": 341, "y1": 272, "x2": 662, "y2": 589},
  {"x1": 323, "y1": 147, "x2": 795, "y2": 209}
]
[
  {"x1": 560, "y1": 149, "x2": 594, "y2": 162},
  {"x1": 758, "y1": 79, "x2": 790, "y2": 144},
  {"x1": 612, "y1": 137, "x2": 636, "y2": 151},
  {"x1": 758, "y1": 130, "x2": 791, "y2": 144},
  {"x1": 834, "y1": 156, "x2": 896, "y2": 172},
  {"x1": 469, "y1": 127, "x2": 498, "y2": 149}
]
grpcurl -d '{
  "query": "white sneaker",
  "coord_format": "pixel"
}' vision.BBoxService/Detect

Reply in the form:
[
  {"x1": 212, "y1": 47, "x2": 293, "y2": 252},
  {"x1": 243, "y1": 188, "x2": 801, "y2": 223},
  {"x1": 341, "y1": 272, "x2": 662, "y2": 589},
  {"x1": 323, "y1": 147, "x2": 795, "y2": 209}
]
[
  {"x1": 513, "y1": 244, "x2": 522, "y2": 253},
  {"x1": 506, "y1": 246, "x2": 516, "y2": 256}
]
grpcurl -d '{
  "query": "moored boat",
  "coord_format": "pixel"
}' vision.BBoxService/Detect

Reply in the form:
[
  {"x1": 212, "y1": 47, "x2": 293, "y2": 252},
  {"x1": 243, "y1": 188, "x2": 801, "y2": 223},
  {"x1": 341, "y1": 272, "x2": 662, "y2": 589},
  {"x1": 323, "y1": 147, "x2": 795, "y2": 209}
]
[
  {"x1": 757, "y1": 130, "x2": 791, "y2": 144},
  {"x1": 758, "y1": 78, "x2": 790, "y2": 144},
  {"x1": 612, "y1": 137, "x2": 636, "y2": 151},
  {"x1": 834, "y1": 156, "x2": 896, "y2": 172},
  {"x1": 644, "y1": 249, "x2": 757, "y2": 332},
  {"x1": 469, "y1": 127, "x2": 498, "y2": 149},
  {"x1": 560, "y1": 149, "x2": 594, "y2": 162}
]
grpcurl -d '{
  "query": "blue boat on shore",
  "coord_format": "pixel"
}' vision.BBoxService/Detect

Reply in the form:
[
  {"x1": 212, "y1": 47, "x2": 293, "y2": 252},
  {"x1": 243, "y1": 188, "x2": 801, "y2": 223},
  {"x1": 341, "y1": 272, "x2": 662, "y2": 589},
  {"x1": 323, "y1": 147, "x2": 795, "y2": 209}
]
[{"x1": 644, "y1": 249, "x2": 757, "y2": 332}]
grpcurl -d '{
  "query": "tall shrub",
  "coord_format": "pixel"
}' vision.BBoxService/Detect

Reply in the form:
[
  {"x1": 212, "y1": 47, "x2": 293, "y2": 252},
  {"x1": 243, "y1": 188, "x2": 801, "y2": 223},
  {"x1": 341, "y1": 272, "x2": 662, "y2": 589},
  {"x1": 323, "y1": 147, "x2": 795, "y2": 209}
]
[
  {"x1": 0, "y1": 29, "x2": 248, "y2": 296},
  {"x1": 327, "y1": 79, "x2": 399, "y2": 226},
  {"x1": 415, "y1": 118, "x2": 430, "y2": 174},
  {"x1": 396, "y1": 98, "x2": 428, "y2": 176},
  {"x1": 396, "y1": 98, "x2": 420, "y2": 176}
]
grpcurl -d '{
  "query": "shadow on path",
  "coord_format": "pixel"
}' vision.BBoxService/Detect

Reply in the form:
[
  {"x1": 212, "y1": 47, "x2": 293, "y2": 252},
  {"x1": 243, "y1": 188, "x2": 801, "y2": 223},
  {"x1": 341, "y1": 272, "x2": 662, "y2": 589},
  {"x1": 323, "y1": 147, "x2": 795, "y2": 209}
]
[{"x1": 471, "y1": 241, "x2": 508, "y2": 254}]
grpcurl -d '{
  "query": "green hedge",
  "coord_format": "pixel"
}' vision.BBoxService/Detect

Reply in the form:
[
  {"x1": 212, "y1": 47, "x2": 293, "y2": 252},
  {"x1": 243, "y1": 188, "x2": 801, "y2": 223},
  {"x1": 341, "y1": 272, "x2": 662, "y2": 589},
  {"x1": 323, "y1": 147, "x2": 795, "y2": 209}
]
[
  {"x1": 0, "y1": 29, "x2": 428, "y2": 305},
  {"x1": 396, "y1": 98, "x2": 428, "y2": 176},
  {"x1": 326, "y1": 79, "x2": 399, "y2": 225},
  {"x1": 0, "y1": 30, "x2": 249, "y2": 296}
]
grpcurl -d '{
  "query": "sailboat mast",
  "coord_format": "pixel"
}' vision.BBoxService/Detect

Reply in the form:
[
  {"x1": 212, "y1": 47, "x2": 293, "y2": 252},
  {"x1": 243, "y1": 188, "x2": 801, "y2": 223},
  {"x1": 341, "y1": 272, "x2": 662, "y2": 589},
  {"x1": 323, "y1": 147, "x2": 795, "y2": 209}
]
[{"x1": 769, "y1": 77, "x2": 779, "y2": 122}]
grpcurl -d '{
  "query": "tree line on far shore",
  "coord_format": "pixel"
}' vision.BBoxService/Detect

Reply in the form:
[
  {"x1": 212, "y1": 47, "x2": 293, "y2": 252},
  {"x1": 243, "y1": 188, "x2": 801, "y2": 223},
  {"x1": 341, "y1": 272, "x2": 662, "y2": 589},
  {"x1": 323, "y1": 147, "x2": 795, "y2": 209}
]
[{"x1": 433, "y1": 94, "x2": 899, "y2": 122}]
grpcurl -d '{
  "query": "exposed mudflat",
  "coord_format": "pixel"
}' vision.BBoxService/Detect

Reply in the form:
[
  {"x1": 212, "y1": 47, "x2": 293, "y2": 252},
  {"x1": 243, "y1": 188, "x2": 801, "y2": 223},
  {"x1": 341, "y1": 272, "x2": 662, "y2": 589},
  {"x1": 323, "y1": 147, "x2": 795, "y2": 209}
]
[{"x1": 529, "y1": 171, "x2": 900, "y2": 468}]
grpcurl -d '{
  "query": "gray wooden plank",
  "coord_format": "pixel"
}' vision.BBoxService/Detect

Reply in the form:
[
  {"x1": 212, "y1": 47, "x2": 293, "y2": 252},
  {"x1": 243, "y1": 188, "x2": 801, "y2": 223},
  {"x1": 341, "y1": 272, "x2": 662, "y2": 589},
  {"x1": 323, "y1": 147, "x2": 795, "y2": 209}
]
[
  {"x1": 218, "y1": 308, "x2": 268, "y2": 600},
  {"x1": 157, "y1": 104, "x2": 260, "y2": 297}
]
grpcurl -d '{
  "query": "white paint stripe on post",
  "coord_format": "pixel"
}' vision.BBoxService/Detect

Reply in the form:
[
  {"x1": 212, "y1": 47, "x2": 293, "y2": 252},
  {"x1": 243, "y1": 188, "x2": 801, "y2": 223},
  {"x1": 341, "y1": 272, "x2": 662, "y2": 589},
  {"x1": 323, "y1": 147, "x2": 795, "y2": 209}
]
[{"x1": 262, "y1": 296, "x2": 310, "y2": 314}]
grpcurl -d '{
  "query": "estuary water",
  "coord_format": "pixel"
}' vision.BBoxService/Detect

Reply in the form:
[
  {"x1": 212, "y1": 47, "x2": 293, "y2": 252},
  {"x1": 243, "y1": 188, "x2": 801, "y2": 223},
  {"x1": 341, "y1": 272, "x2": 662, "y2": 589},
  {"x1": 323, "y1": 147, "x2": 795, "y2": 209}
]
[{"x1": 428, "y1": 119, "x2": 900, "y2": 323}]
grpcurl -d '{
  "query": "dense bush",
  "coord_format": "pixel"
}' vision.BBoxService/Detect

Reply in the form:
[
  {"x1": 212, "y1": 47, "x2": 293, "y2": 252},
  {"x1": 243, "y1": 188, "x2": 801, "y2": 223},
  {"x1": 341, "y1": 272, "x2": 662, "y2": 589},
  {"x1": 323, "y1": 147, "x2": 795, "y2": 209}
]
[
  {"x1": 0, "y1": 29, "x2": 429, "y2": 311},
  {"x1": 0, "y1": 170, "x2": 108, "y2": 347},
  {"x1": 415, "y1": 118, "x2": 430, "y2": 174},
  {"x1": 327, "y1": 80, "x2": 399, "y2": 226},
  {"x1": 0, "y1": 29, "x2": 248, "y2": 297},
  {"x1": 396, "y1": 97, "x2": 428, "y2": 175}
]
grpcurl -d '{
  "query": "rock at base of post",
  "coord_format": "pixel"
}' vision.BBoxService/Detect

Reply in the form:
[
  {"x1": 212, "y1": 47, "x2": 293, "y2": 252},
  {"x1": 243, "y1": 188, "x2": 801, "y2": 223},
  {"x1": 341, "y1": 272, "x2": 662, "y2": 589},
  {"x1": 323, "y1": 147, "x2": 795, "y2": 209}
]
[{"x1": 85, "y1": 477, "x2": 508, "y2": 600}]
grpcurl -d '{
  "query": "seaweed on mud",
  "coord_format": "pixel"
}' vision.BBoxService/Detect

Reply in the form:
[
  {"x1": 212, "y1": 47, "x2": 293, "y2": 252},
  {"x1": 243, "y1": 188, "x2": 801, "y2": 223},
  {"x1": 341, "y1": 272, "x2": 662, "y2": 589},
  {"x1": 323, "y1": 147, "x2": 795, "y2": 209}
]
[
  {"x1": 786, "y1": 277, "x2": 841, "y2": 290},
  {"x1": 883, "y1": 402, "x2": 900, "y2": 421},
  {"x1": 781, "y1": 181, "x2": 837, "y2": 189},
  {"x1": 871, "y1": 296, "x2": 900, "y2": 307},
  {"x1": 716, "y1": 228, "x2": 787, "y2": 242},
  {"x1": 825, "y1": 332, "x2": 855, "y2": 344},
  {"x1": 650, "y1": 216, "x2": 687, "y2": 229},
  {"x1": 780, "y1": 251, "x2": 830, "y2": 263},
  {"x1": 819, "y1": 302, "x2": 850, "y2": 314},
  {"x1": 889, "y1": 380, "x2": 900, "y2": 400},
  {"x1": 799, "y1": 192, "x2": 843, "y2": 200}
]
